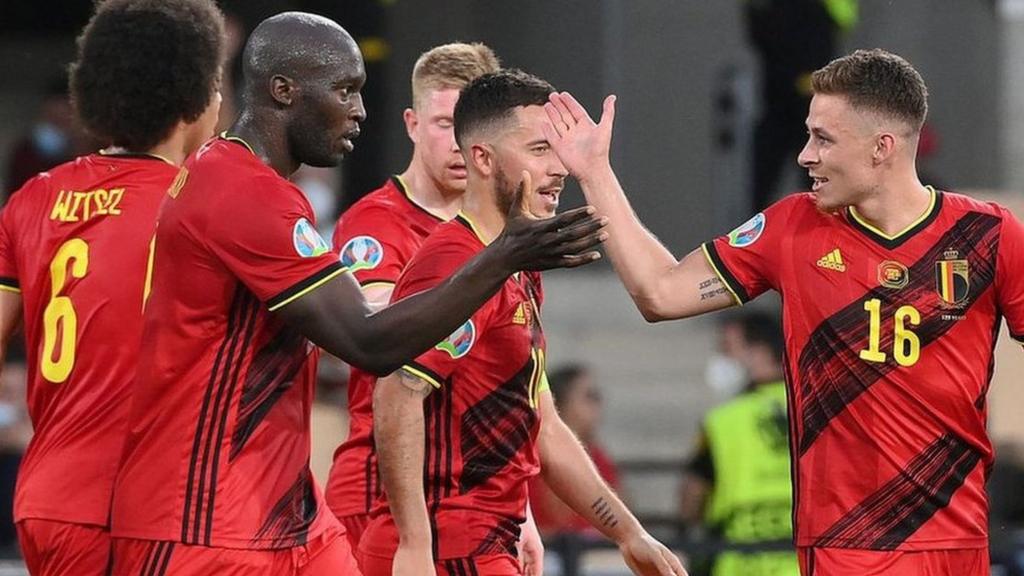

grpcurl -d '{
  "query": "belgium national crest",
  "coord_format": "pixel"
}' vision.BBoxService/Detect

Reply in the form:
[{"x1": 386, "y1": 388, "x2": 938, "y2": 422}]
[{"x1": 935, "y1": 259, "x2": 969, "y2": 305}]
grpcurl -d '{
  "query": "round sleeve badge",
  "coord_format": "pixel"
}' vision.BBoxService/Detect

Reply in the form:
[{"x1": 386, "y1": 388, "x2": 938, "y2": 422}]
[
  {"x1": 293, "y1": 218, "x2": 330, "y2": 257},
  {"x1": 339, "y1": 235, "x2": 384, "y2": 273},
  {"x1": 727, "y1": 213, "x2": 766, "y2": 247},
  {"x1": 435, "y1": 320, "x2": 475, "y2": 359}
]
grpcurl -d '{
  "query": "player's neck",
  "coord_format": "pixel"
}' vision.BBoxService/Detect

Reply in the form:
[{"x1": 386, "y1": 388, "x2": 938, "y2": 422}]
[
  {"x1": 460, "y1": 184, "x2": 505, "y2": 245},
  {"x1": 400, "y1": 160, "x2": 462, "y2": 221},
  {"x1": 227, "y1": 111, "x2": 298, "y2": 178},
  {"x1": 144, "y1": 129, "x2": 191, "y2": 166},
  {"x1": 850, "y1": 176, "x2": 931, "y2": 237}
]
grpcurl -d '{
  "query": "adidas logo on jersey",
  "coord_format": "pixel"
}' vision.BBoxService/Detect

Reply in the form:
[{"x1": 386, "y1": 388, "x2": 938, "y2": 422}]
[{"x1": 816, "y1": 249, "x2": 846, "y2": 272}]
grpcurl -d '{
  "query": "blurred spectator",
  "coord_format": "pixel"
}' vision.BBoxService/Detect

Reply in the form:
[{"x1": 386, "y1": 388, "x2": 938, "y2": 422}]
[
  {"x1": 4, "y1": 74, "x2": 82, "y2": 199},
  {"x1": 680, "y1": 311, "x2": 798, "y2": 576},
  {"x1": 745, "y1": 0, "x2": 857, "y2": 211},
  {"x1": 0, "y1": 341, "x2": 32, "y2": 550},
  {"x1": 529, "y1": 364, "x2": 620, "y2": 539}
]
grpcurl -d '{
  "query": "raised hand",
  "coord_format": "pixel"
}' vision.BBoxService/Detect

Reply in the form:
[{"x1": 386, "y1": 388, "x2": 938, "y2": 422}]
[
  {"x1": 491, "y1": 169, "x2": 608, "y2": 271},
  {"x1": 619, "y1": 532, "x2": 688, "y2": 576},
  {"x1": 543, "y1": 92, "x2": 617, "y2": 179}
]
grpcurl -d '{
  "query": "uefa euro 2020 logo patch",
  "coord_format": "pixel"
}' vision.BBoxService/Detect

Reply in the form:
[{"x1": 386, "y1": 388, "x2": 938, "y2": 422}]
[
  {"x1": 435, "y1": 320, "x2": 475, "y2": 359},
  {"x1": 340, "y1": 236, "x2": 384, "y2": 272},
  {"x1": 727, "y1": 212, "x2": 765, "y2": 248},
  {"x1": 293, "y1": 218, "x2": 330, "y2": 258}
]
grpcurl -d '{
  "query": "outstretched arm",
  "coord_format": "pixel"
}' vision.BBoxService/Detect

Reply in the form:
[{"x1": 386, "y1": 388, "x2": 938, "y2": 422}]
[
  {"x1": 537, "y1": 393, "x2": 687, "y2": 575},
  {"x1": 279, "y1": 203, "x2": 606, "y2": 375},
  {"x1": 543, "y1": 92, "x2": 736, "y2": 322}
]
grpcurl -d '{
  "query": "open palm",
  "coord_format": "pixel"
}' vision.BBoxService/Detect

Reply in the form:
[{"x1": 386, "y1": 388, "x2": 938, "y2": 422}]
[{"x1": 543, "y1": 92, "x2": 617, "y2": 178}]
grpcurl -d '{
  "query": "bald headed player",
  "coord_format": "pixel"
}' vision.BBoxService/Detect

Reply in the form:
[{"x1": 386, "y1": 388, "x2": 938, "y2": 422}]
[
  {"x1": 325, "y1": 41, "x2": 500, "y2": 549},
  {"x1": 0, "y1": 1, "x2": 223, "y2": 574},
  {"x1": 109, "y1": 13, "x2": 605, "y2": 575}
]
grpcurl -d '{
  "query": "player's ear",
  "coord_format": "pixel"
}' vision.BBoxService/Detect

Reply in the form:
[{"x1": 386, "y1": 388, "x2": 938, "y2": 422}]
[
  {"x1": 403, "y1": 108, "x2": 419, "y2": 144},
  {"x1": 873, "y1": 132, "x2": 897, "y2": 165},
  {"x1": 469, "y1": 142, "x2": 494, "y2": 177},
  {"x1": 269, "y1": 74, "x2": 296, "y2": 107}
]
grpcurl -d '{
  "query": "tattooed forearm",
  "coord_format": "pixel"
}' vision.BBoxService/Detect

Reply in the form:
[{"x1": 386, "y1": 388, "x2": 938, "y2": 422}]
[
  {"x1": 698, "y1": 276, "x2": 727, "y2": 300},
  {"x1": 591, "y1": 497, "x2": 619, "y2": 528}
]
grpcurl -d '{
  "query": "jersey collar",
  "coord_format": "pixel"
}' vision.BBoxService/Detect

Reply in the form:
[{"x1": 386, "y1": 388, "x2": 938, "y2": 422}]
[
  {"x1": 391, "y1": 175, "x2": 446, "y2": 223},
  {"x1": 97, "y1": 147, "x2": 174, "y2": 165},
  {"x1": 454, "y1": 211, "x2": 490, "y2": 246},
  {"x1": 220, "y1": 131, "x2": 256, "y2": 155},
  {"x1": 845, "y1": 186, "x2": 942, "y2": 250}
]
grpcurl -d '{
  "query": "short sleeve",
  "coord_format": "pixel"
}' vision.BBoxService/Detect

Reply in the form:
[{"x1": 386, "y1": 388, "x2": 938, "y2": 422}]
[
  {"x1": 701, "y1": 195, "x2": 798, "y2": 304},
  {"x1": 333, "y1": 208, "x2": 414, "y2": 288},
  {"x1": 392, "y1": 237, "x2": 493, "y2": 388},
  {"x1": 206, "y1": 175, "x2": 345, "y2": 311},
  {"x1": 995, "y1": 207, "x2": 1024, "y2": 341}
]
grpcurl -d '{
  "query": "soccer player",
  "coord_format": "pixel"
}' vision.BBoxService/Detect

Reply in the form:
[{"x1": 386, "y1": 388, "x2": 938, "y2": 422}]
[
  {"x1": 325, "y1": 42, "x2": 500, "y2": 545},
  {"x1": 543, "y1": 49, "x2": 1016, "y2": 575},
  {"x1": 0, "y1": 1, "x2": 224, "y2": 574},
  {"x1": 360, "y1": 69, "x2": 686, "y2": 576},
  {"x1": 108, "y1": 14, "x2": 606, "y2": 576}
]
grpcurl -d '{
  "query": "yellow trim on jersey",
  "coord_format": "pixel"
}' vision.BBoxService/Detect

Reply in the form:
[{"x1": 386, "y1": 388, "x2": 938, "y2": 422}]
[
  {"x1": 267, "y1": 266, "x2": 348, "y2": 312},
  {"x1": 457, "y1": 211, "x2": 491, "y2": 245},
  {"x1": 537, "y1": 369, "x2": 550, "y2": 394},
  {"x1": 849, "y1": 186, "x2": 936, "y2": 241},
  {"x1": 401, "y1": 364, "x2": 443, "y2": 389},
  {"x1": 220, "y1": 132, "x2": 256, "y2": 155},
  {"x1": 700, "y1": 244, "x2": 743, "y2": 306},
  {"x1": 0, "y1": 284, "x2": 21, "y2": 294},
  {"x1": 394, "y1": 175, "x2": 449, "y2": 221},
  {"x1": 359, "y1": 281, "x2": 396, "y2": 290}
]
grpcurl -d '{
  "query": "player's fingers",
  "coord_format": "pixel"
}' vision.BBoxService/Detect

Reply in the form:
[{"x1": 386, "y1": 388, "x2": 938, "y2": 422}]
[
  {"x1": 549, "y1": 92, "x2": 578, "y2": 129},
  {"x1": 662, "y1": 547, "x2": 687, "y2": 576},
  {"x1": 559, "y1": 91, "x2": 592, "y2": 124},
  {"x1": 550, "y1": 215, "x2": 609, "y2": 243},
  {"x1": 599, "y1": 94, "x2": 617, "y2": 131},
  {"x1": 550, "y1": 230, "x2": 608, "y2": 258},
  {"x1": 559, "y1": 251, "x2": 602, "y2": 268},
  {"x1": 517, "y1": 170, "x2": 536, "y2": 220},
  {"x1": 538, "y1": 205, "x2": 599, "y2": 232},
  {"x1": 543, "y1": 102, "x2": 567, "y2": 138}
]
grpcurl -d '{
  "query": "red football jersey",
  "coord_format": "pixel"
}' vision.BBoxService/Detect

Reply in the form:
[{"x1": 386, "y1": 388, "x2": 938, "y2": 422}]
[
  {"x1": 360, "y1": 215, "x2": 548, "y2": 561},
  {"x1": 704, "y1": 189, "x2": 1024, "y2": 551},
  {"x1": 110, "y1": 137, "x2": 345, "y2": 549},
  {"x1": 325, "y1": 176, "x2": 445, "y2": 519},
  {"x1": 0, "y1": 153, "x2": 176, "y2": 526}
]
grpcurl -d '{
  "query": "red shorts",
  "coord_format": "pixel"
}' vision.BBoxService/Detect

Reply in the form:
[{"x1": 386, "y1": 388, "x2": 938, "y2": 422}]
[
  {"x1": 797, "y1": 547, "x2": 988, "y2": 576},
  {"x1": 359, "y1": 552, "x2": 520, "y2": 576},
  {"x1": 111, "y1": 528, "x2": 361, "y2": 575},
  {"x1": 337, "y1": 514, "x2": 369, "y2": 557},
  {"x1": 16, "y1": 519, "x2": 111, "y2": 576}
]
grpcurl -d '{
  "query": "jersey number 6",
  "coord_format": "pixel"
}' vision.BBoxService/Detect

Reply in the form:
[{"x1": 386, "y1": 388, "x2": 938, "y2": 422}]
[{"x1": 42, "y1": 238, "x2": 89, "y2": 383}]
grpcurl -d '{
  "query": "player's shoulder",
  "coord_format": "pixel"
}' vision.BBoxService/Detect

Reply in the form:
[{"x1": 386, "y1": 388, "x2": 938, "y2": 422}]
[
  {"x1": 406, "y1": 218, "x2": 479, "y2": 265},
  {"x1": 938, "y1": 189, "x2": 1015, "y2": 220},
  {"x1": 4, "y1": 155, "x2": 100, "y2": 211}
]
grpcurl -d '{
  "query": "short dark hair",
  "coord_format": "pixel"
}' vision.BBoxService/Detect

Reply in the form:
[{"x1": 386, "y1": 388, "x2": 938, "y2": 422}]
[
  {"x1": 548, "y1": 363, "x2": 589, "y2": 411},
  {"x1": 811, "y1": 48, "x2": 928, "y2": 131},
  {"x1": 453, "y1": 68, "x2": 555, "y2": 148},
  {"x1": 722, "y1": 310, "x2": 784, "y2": 362},
  {"x1": 70, "y1": 0, "x2": 225, "y2": 150}
]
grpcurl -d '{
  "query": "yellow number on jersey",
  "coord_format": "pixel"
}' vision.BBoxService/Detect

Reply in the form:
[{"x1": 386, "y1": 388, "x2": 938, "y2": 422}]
[
  {"x1": 859, "y1": 298, "x2": 921, "y2": 367},
  {"x1": 41, "y1": 239, "x2": 89, "y2": 383}
]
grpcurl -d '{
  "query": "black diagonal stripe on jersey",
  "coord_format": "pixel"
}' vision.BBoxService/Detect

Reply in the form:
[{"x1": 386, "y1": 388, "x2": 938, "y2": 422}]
[
  {"x1": 138, "y1": 541, "x2": 158, "y2": 576},
  {"x1": 230, "y1": 326, "x2": 306, "y2": 459},
  {"x1": 813, "y1": 433, "x2": 981, "y2": 549},
  {"x1": 204, "y1": 292, "x2": 259, "y2": 545},
  {"x1": 253, "y1": 467, "x2": 317, "y2": 547},
  {"x1": 471, "y1": 518, "x2": 521, "y2": 556},
  {"x1": 154, "y1": 542, "x2": 174, "y2": 576},
  {"x1": 182, "y1": 287, "x2": 248, "y2": 543},
  {"x1": 458, "y1": 359, "x2": 537, "y2": 493},
  {"x1": 798, "y1": 212, "x2": 1000, "y2": 455},
  {"x1": 467, "y1": 559, "x2": 481, "y2": 576}
]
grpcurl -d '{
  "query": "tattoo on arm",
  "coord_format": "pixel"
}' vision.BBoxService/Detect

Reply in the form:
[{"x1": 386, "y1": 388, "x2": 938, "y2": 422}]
[
  {"x1": 698, "y1": 276, "x2": 727, "y2": 300},
  {"x1": 591, "y1": 497, "x2": 619, "y2": 528},
  {"x1": 397, "y1": 369, "x2": 434, "y2": 397}
]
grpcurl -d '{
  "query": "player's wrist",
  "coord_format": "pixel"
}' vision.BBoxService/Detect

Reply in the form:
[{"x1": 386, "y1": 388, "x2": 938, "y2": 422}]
[{"x1": 574, "y1": 161, "x2": 615, "y2": 187}]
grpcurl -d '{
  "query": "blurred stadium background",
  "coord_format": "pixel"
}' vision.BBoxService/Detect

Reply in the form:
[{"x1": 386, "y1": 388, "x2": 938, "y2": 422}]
[{"x1": 4, "y1": 1, "x2": 1024, "y2": 574}]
